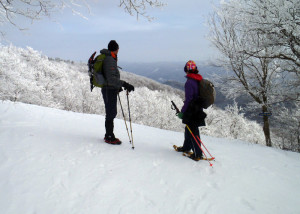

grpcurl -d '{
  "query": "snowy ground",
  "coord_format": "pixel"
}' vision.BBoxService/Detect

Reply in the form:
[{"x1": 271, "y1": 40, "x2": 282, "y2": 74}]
[{"x1": 0, "y1": 101, "x2": 300, "y2": 214}]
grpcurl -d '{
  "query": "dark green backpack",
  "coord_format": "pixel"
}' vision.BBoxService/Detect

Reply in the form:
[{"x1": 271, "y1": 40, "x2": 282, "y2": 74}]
[
  {"x1": 198, "y1": 79, "x2": 216, "y2": 109},
  {"x1": 88, "y1": 52, "x2": 107, "y2": 91}
]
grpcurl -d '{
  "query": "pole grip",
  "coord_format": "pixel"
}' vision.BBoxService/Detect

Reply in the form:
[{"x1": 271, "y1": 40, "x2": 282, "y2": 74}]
[{"x1": 171, "y1": 101, "x2": 180, "y2": 114}]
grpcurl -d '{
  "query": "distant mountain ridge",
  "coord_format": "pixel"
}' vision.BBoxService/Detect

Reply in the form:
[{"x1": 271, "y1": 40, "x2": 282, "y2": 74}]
[{"x1": 121, "y1": 61, "x2": 225, "y2": 83}]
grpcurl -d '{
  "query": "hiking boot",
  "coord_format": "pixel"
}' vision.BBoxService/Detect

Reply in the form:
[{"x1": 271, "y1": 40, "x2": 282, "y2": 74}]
[
  {"x1": 175, "y1": 146, "x2": 190, "y2": 153},
  {"x1": 104, "y1": 135, "x2": 122, "y2": 145}
]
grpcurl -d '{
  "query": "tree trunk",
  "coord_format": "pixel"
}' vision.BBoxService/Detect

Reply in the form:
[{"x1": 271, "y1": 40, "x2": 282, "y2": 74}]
[
  {"x1": 297, "y1": 121, "x2": 300, "y2": 153},
  {"x1": 262, "y1": 105, "x2": 272, "y2": 147}
]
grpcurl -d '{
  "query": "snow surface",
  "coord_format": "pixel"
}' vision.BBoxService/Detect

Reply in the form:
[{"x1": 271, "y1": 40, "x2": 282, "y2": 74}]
[{"x1": 1, "y1": 101, "x2": 300, "y2": 214}]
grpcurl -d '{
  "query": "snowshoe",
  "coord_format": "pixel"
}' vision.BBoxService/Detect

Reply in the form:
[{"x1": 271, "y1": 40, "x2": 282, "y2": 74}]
[
  {"x1": 182, "y1": 152, "x2": 203, "y2": 161},
  {"x1": 173, "y1": 145, "x2": 192, "y2": 154},
  {"x1": 182, "y1": 152, "x2": 215, "y2": 161},
  {"x1": 202, "y1": 157, "x2": 215, "y2": 161}
]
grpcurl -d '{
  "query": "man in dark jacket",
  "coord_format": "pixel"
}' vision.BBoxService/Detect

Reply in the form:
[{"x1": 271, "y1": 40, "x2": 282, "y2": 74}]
[
  {"x1": 176, "y1": 60, "x2": 206, "y2": 160},
  {"x1": 101, "y1": 40, "x2": 134, "y2": 144}
]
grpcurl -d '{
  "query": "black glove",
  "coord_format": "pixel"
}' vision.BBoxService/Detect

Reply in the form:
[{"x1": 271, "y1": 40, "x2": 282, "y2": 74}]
[{"x1": 123, "y1": 82, "x2": 135, "y2": 92}]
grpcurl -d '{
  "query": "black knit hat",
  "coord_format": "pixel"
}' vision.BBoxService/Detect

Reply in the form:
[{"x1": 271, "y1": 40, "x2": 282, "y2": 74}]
[{"x1": 108, "y1": 40, "x2": 119, "y2": 51}]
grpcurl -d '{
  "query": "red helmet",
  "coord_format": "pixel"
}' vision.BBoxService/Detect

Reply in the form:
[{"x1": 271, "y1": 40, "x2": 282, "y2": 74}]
[{"x1": 184, "y1": 60, "x2": 198, "y2": 73}]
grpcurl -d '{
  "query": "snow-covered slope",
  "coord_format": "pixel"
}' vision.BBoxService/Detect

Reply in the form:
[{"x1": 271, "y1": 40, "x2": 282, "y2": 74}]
[{"x1": 1, "y1": 101, "x2": 299, "y2": 214}]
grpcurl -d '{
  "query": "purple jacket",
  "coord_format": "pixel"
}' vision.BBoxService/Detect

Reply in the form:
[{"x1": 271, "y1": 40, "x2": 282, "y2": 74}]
[{"x1": 181, "y1": 74, "x2": 203, "y2": 113}]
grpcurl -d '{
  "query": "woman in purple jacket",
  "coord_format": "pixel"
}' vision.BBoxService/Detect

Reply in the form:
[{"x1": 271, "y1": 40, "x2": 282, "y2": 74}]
[{"x1": 176, "y1": 60, "x2": 206, "y2": 161}]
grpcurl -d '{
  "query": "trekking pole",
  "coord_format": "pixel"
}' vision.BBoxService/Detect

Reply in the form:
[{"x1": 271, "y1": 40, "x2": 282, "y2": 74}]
[
  {"x1": 126, "y1": 91, "x2": 134, "y2": 149},
  {"x1": 186, "y1": 125, "x2": 213, "y2": 167},
  {"x1": 118, "y1": 93, "x2": 132, "y2": 145},
  {"x1": 197, "y1": 136, "x2": 214, "y2": 159}
]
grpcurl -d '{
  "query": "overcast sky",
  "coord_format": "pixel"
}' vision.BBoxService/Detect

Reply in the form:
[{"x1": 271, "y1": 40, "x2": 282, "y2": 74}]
[{"x1": 2, "y1": 0, "x2": 219, "y2": 63}]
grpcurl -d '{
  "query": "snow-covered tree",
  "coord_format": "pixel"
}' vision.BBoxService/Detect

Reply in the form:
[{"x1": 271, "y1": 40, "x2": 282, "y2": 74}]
[
  {"x1": 209, "y1": 0, "x2": 300, "y2": 147},
  {"x1": 213, "y1": 0, "x2": 299, "y2": 75},
  {"x1": 273, "y1": 101, "x2": 300, "y2": 152}
]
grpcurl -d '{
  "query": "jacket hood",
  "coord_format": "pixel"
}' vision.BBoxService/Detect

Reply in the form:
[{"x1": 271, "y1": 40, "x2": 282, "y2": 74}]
[{"x1": 100, "y1": 49, "x2": 111, "y2": 56}]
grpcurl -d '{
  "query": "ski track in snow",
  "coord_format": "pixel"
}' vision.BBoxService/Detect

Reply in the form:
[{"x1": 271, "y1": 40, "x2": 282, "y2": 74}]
[{"x1": 0, "y1": 101, "x2": 300, "y2": 214}]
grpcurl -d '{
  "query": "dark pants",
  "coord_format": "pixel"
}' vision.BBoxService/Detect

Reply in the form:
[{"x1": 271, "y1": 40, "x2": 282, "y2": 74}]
[
  {"x1": 101, "y1": 88, "x2": 119, "y2": 137},
  {"x1": 182, "y1": 125, "x2": 202, "y2": 157}
]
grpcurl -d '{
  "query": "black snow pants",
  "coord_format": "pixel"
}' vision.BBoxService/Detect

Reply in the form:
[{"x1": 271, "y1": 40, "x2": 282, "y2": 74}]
[
  {"x1": 182, "y1": 124, "x2": 202, "y2": 157},
  {"x1": 101, "y1": 87, "x2": 119, "y2": 137}
]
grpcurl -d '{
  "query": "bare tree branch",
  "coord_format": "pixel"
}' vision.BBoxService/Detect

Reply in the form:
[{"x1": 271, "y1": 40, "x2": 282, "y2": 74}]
[
  {"x1": 0, "y1": 0, "x2": 165, "y2": 35},
  {"x1": 119, "y1": 0, "x2": 165, "y2": 21}
]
